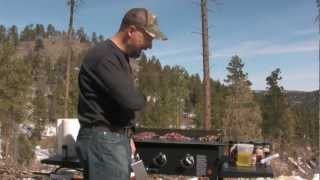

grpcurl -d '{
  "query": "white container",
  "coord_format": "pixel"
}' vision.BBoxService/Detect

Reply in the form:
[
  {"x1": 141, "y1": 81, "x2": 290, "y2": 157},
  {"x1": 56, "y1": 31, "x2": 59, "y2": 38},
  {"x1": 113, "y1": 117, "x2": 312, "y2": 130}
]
[{"x1": 56, "y1": 118, "x2": 80, "y2": 158}]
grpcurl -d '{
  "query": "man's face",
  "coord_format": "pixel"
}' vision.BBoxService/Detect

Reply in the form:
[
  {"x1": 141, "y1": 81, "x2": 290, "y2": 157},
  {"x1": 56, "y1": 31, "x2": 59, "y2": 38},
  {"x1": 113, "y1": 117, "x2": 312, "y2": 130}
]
[{"x1": 127, "y1": 26, "x2": 153, "y2": 58}]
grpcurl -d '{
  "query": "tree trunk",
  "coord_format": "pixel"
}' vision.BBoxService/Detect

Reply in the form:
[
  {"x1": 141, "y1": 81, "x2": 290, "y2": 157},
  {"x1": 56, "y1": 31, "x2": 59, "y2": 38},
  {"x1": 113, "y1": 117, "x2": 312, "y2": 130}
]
[
  {"x1": 201, "y1": 0, "x2": 212, "y2": 130},
  {"x1": 64, "y1": 0, "x2": 75, "y2": 118}
]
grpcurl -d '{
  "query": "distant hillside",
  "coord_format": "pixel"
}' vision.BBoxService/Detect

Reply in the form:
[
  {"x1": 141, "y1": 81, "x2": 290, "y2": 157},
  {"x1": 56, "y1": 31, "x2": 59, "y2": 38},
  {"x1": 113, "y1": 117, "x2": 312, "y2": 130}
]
[
  {"x1": 286, "y1": 90, "x2": 319, "y2": 107},
  {"x1": 254, "y1": 90, "x2": 319, "y2": 108},
  {"x1": 15, "y1": 38, "x2": 90, "y2": 61}
]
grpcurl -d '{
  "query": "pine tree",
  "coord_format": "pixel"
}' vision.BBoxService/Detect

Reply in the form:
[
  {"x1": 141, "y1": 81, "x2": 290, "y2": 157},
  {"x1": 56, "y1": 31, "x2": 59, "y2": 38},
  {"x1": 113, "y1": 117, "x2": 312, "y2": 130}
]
[
  {"x1": 16, "y1": 135, "x2": 34, "y2": 166},
  {"x1": 20, "y1": 24, "x2": 36, "y2": 41},
  {"x1": 46, "y1": 24, "x2": 56, "y2": 38},
  {"x1": 29, "y1": 51, "x2": 49, "y2": 140},
  {"x1": 34, "y1": 37, "x2": 45, "y2": 51},
  {"x1": 0, "y1": 42, "x2": 32, "y2": 160},
  {"x1": 77, "y1": 27, "x2": 87, "y2": 43},
  {"x1": 50, "y1": 55, "x2": 67, "y2": 120},
  {"x1": 137, "y1": 56, "x2": 163, "y2": 127},
  {"x1": 98, "y1": 35, "x2": 104, "y2": 42},
  {"x1": 293, "y1": 97, "x2": 319, "y2": 148},
  {"x1": 136, "y1": 56, "x2": 190, "y2": 128},
  {"x1": 91, "y1": 32, "x2": 98, "y2": 45},
  {"x1": 68, "y1": 50, "x2": 84, "y2": 117},
  {"x1": 222, "y1": 55, "x2": 263, "y2": 140},
  {"x1": 211, "y1": 80, "x2": 227, "y2": 129},
  {"x1": 188, "y1": 74, "x2": 204, "y2": 128},
  {"x1": 261, "y1": 68, "x2": 296, "y2": 142},
  {"x1": 35, "y1": 24, "x2": 45, "y2": 38},
  {"x1": 8, "y1": 25, "x2": 19, "y2": 47},
  {"x1": 0, "y1": 25, "x2": 6, "y2": 43}
]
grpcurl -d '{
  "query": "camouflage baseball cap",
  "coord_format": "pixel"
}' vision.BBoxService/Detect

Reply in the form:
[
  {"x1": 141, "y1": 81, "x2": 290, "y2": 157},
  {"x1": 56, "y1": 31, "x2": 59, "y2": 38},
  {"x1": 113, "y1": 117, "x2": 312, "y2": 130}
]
[{"x1": 121, "y1": 8, "x2": 167, "y2": 41}]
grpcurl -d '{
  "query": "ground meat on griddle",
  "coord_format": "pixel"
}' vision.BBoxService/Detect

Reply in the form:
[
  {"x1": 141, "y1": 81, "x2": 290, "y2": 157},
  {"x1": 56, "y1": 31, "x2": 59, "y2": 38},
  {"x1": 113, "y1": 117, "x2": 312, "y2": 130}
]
[{"x1": 133, "y1": 131, "x2": 158, "y2": 140}]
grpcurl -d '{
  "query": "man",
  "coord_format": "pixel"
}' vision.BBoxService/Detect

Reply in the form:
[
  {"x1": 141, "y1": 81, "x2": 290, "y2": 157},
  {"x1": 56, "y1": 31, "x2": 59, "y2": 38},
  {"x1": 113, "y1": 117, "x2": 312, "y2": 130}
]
[{"x1": 76, "y1": 8, "x2": 167, "y2": 180}]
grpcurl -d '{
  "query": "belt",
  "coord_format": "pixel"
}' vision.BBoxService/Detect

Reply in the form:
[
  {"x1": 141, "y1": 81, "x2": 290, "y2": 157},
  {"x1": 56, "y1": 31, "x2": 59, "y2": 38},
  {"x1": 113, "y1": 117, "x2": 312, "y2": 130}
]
[{"x1": 83, "y1": 124, "x2": 134, "y2": 138}]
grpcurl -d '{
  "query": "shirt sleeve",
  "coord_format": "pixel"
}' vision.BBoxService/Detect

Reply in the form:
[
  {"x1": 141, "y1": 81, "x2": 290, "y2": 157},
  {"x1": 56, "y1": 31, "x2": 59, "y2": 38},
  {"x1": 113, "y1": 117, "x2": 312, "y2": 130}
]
[{"x1": 95, "y1": 57, "x2": 146, "y2": 111}]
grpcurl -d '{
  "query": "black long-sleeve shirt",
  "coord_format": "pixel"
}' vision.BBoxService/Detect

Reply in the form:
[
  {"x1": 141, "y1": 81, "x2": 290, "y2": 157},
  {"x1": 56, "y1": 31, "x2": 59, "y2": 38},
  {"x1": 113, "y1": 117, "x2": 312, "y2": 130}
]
[{"x1": 78, "y1": 39, "x2": 145, "y2": 128}]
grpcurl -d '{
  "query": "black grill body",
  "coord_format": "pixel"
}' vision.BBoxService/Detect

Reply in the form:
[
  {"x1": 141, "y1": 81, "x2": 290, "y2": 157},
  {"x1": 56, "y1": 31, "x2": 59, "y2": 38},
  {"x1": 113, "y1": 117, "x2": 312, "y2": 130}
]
[
  {"x1": 134, "y1": 128, "x2": 225, "y2": 179},
  {"x1": 135, "y1": 140, "x2": 225, "y2": 178}
]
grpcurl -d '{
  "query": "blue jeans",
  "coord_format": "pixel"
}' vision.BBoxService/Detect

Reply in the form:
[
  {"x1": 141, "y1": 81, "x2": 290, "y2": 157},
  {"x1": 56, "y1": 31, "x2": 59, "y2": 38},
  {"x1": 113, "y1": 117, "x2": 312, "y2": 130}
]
[{"x1": 76, "y1": 127, "x2": 131, "y2": 180}]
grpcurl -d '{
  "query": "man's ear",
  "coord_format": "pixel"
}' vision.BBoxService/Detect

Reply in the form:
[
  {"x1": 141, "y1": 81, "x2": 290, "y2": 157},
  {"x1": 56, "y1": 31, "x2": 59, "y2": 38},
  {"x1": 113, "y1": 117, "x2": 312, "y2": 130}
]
[{"x1": 127, "y1": 26, "x2": 136, "y2": 38}]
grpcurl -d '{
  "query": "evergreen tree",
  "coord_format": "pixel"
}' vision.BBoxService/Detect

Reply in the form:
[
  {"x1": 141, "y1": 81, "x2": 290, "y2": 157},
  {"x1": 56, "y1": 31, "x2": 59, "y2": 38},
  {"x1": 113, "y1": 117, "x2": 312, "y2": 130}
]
[
  {"x1": 0, "y1": 25, "x2": 6, "y2": 43},
  {"x1": 77, "y1": 27, "x2": 87, "y2": 43},
  {"x1": 34, "y1": 37, "x2": 45, "y2": 51},
  {"x1": 188, "y1": 74, "x2": 204, "y2": 128},
  {"x1": 8, "y1": 25, "x2": 19, "y2": 47},
  {"x1": 29, "y1": 51, "x2": 49, "y2": 140},
  {"x1": 68, "y1": 50, "x2": 84, "y2": 117},
  {"x1": 293, "y1": 97, "x2": 319, "y2": 148},
  {"x1": 98, "y1": 35, "x2": 104, "y2": 42},
  {"x1": 31, "y1": 90, "x2": 48, "y2": 140},
  {"x1": 0, "y1": 42, "x2": 32, "y2": 160},
  {"x1": 210, "y1": 80, "x2": 227, "y2": 129},
  {"x1": 46, "y1": 24, "x2": 56, "y2": 38},
  {"x1": 35, "y1": 24, "x2": 45, "y2": 38},
  {"x1": 50, "y1": 55, "x2": 67, "y2": 120},
  {"x1": 16, "y1": 135, "x2": 34, "y2": 166},
  {"x1": 137, "y1": 56, "x2": 190, "y2": 128},
  {"x1": 261, "y1": 68, "x2": 296, "y2": 142},
  {"x1": 91, "y1": 32, "x2": 98, "y2": 45},
  {"x1": 20, "y1": 24, "x2": 35, "y2": 41},
  {"x1": 137, "y1": 56, "x2": 162, "y2": 127},
  {"x1": 222, "y1": 55, "x2": 263, "y2": 140}
]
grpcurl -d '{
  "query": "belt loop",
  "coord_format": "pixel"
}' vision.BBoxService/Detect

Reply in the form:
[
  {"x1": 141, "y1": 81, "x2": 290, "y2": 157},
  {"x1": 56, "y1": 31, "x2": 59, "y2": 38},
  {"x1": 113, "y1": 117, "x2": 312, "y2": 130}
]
[{"x1": 124, "y1": 127, "x2": 133, "y2": 138}]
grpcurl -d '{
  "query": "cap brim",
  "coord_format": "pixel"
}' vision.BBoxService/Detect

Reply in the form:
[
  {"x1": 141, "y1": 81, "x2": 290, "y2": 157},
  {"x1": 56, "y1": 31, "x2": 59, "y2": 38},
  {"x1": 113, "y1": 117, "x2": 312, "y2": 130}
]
[
  {"x1": 155, "y1": 31, "x2": 167, "y2": 41},
  {"x1": 145, "y1": 29, "x2": 167, "y2": 41}
]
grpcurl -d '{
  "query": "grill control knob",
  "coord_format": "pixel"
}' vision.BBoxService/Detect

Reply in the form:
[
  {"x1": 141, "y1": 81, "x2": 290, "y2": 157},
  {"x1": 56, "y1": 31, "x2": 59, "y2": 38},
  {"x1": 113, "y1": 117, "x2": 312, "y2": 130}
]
[
  {"x1": 152, "y1": 152, "x2": 167, "y2": 167},
  {"x1": 180, "y1": 154, "x2": 195, "y2": 169}
]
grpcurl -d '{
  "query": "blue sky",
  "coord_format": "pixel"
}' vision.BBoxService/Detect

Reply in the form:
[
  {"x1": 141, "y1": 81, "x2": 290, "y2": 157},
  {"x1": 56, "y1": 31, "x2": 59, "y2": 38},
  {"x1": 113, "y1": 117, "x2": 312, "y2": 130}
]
[{"x1": 0, "y1": 0, "x2": 318, "y2": 91}]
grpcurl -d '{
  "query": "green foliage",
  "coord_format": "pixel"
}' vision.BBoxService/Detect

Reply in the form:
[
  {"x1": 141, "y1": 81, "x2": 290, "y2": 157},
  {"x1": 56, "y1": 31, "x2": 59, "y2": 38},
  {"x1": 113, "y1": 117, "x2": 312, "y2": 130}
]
[
  {"x1": 0, "y1": 25, "x2": 6, "y2": 43},
  {"x1": 187, "y1": 74, "x2": 204, "y2": 128},
  {"x1": 46, "y1": 24, "x2": 56, "y2": 38},
  {"x1": 137, "y1": 56, "x2": 191, "y2": 128},
  {"x1": 77, "y1": 27, "x2": 88, "y2": 43},
  {"x1": 0, "y1": 42, "x2": 32, "y2": 160},
  {"x1": 91, "y1": 32, "x2": 98, "y2": 45},
  {"x1": 27, "y1": 51, "x2": 50, "y2": 140},
  {"x1": 17, "y1": 135, "x2": 34, "y2": 166},
  {"x1": 35, "y1": 24, "x2": 46, "y2": 38},
  {"x1": 0, "y1": 42, "x2": 32, "y2": 122},
  {"x1": 8, "y1": 25, "x2": 19, "y2": 47},
  {"x1": 222, "y1": 55, "x2": 263, "y2": 140},
  {"x1": 69, "y1": 50, "x2": 85, "y2": 117},
  {"x1": 98, "y1": 35, "x2": 104, "y2": 42},
  {"x1": 20, "y1": 24, "x2": 36, "y2": 41},
  {"x1": 210, "y1": 80, "x2": 227, "y2": 129},
  {"x1": 224, "y1": 55, "x2": 251, "y2": 87},
  {"x1": 137, "y1": 56, "x2": 229, "y2": 130},
  {"x1": 34, "y1": 38, "x2": 45, "y2": 51},
  {"x1": 289, "y1": 90, "x2": 319, "y2": 148},
  {"x1": 261, "y1": 68, "x2": 296, "y2": 142}
]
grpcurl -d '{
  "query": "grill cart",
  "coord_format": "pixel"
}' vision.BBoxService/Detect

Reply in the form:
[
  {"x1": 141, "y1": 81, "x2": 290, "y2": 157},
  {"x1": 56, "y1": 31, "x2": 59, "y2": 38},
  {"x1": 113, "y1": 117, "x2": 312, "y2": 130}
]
[
  {"x1": 134, "y1": 128, "x2": 274, "y2": 180},
  {"x1": 41, "y1": 128, "x2": 274, "y2": 179}
]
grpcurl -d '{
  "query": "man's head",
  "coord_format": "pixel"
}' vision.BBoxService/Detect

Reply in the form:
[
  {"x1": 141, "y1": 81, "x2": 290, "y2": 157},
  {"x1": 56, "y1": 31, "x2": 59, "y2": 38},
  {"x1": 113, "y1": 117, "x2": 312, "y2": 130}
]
[{"x1": 115, "y1": 8, "x2": 167, "y2": 58}]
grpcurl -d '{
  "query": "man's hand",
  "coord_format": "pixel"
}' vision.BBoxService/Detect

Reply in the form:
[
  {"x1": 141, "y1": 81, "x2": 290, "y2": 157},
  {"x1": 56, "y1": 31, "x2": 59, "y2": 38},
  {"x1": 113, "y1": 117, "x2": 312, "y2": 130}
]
[{"x1": 130, "y1": 138, "x2": 136, "y2": 155}]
